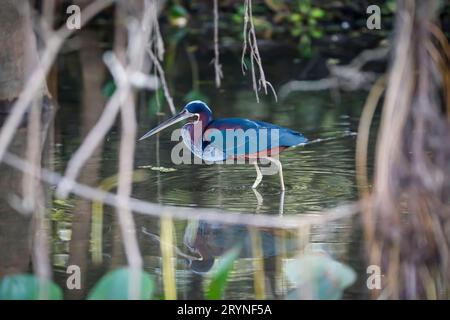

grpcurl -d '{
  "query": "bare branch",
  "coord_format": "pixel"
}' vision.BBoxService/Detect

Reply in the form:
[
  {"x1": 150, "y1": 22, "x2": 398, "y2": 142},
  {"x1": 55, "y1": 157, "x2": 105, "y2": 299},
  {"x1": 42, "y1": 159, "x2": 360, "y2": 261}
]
[
  {"x1": 147, "y1": 49, "x2": 176, "y2": 115},
  {"x1": 213, "y1": 0, "x2": 223, "y2": 88},
  {"x1": 279, "y1": 46, "x2": 389, "y2": 100},
  {"x1": 4, "y1": 151, "x2": 360, "y2": 230},
  {"x1": 0, "y1": 0, "x2": 114, "y2": 164},
  {"x1": 55, "y1": 88, "x2": 124, "y2": 198}
]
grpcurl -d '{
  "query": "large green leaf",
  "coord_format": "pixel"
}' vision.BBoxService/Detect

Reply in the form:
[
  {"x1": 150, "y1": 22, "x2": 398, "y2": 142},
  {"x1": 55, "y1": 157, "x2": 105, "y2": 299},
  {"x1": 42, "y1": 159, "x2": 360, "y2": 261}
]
[
  {"x1": 88, "y1": 267, "x2": 154, "y2": 300},
  {"x1": 285, "y1": 254, "x2": 356, "y2": 300},
  {"x1": 206, "y1": 245, "x2": 241, "y2": 300},
  {"x1": 0, "y1": 274, "x2": 63, "y2": 300}
]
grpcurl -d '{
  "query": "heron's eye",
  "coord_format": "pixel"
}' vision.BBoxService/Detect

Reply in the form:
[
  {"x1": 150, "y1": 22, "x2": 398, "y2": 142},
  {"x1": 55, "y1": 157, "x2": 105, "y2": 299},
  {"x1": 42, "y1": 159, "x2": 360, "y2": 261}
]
[{"x1": 193, "y1": 113, "x2": 200, "y2": 124}]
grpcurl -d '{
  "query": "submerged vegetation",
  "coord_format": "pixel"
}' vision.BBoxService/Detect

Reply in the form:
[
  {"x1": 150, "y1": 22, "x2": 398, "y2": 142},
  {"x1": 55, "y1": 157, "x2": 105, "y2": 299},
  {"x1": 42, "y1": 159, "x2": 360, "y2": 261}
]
[{"x1": 0, "y1": 0, "x2": 449, "y2": 301}]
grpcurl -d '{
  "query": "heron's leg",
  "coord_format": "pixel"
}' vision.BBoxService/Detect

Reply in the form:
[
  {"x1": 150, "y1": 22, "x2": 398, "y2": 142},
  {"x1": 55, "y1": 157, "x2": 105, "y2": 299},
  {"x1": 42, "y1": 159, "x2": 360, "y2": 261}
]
[
  {"x1": 266, "y1": 157, "x2": 285, "y2": 191},
  {"x1": 279, "y1": 190, "x2": 285, "y2": 216},
  {"x1": 252, "y1": 162, "x2": 263, "y2": 189}
]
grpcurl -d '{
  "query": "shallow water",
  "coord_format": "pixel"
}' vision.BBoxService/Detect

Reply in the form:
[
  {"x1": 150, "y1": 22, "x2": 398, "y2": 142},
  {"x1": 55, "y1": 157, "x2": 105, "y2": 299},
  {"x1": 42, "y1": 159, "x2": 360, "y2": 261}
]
[{"x1": 2, "y1": 46, "x2": 376, "y2": 299}]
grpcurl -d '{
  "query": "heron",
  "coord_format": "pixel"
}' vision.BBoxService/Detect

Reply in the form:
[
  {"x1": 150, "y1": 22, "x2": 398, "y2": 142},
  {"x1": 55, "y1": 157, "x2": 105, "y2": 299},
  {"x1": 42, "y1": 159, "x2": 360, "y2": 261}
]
[{"x1": 139, "y1": 100, "x2": 309, "y2": 190}]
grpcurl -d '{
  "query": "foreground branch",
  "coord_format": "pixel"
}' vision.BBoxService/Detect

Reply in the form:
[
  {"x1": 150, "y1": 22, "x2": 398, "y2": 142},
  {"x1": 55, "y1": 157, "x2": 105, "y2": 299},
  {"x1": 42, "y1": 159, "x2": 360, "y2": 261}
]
[
  {"x1": 4, "y1": 151, "x2": 359, "y2": 229},
  {"x1": 0, "y1": 0, "x2": 114, "y2": 163}
]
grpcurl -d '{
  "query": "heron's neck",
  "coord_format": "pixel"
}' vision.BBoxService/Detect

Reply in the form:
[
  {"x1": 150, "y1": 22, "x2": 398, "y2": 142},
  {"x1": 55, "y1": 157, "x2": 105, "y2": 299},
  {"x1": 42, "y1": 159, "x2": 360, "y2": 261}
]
[
  {"x1": 181, "y1": 112, "x2": 212, "y2": 155},
  {"x1": 198, "y1": 111, "x2": 212, "y2": 130}
]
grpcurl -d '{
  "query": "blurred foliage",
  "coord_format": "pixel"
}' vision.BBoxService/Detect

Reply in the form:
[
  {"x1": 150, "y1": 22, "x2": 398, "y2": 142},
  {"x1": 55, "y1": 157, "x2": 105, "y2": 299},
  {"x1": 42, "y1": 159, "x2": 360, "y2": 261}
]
[
  {"x1": 287, "y1": 0, "x2": 326, "y2": 57},
  {"x1": 0, "y1": 269, "x2": 154, "y2": 300},
  {"x1": 0, "y1": 274, "x2": 62, "y2": 300},
  {"x1": 206, "y1": 245, "x2": 241, "y2": 300},
  {"x1": 285, "y1": 254, "x2": 356, "y2": 299},
  {"x1": 184, "y1": 89, "x2": 209, "y2": 104},
  {"x1": 102, "y1": 80, "x2": 116, "y2": 98},
  {"x1": 88, "y1": 267, "x2": 154, "y2": 300},
  {"x1": 161, "y1": 0, "x2": 403, "y2": 53},
  {"x1": 51, "y1": 198, "x2": 74, "y2": 223}
]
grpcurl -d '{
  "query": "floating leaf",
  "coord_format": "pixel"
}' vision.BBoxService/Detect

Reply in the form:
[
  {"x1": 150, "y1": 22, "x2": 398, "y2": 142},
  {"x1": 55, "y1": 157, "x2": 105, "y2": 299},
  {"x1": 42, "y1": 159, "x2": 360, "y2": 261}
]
[
  {"x1": 0, "y1": 274, "x2": 63, "y2": 300},
  {"x1": 206, "y1": 245, "x2": 241, "y2": 300},
  {"x1": 285, "y1": 254, "x2": 356, "y2": 300},
  {"x1": 138, "y1": 165, "x2": 177, "y2": 173},
  {"x1": 88, "y1": 267, "x2": 154, "y2": 300}
]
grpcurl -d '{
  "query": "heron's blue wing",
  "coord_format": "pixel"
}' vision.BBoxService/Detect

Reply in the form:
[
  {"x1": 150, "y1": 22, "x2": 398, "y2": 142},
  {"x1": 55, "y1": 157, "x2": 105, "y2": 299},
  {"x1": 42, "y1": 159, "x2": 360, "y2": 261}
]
[{"x1": 204, "y1": 119, "x2": 307, "y2": 159}]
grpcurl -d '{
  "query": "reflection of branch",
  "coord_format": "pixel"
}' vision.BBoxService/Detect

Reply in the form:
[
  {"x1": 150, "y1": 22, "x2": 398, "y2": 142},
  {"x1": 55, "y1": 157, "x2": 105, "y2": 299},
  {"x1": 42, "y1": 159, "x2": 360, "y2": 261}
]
[
  {"x1": 142, "y1": 227, "x2": 202, "y2": 261},
  {"x1": 5, "y1": 151, "x2": 359, "y2": 230},
  {"x1": 0, "y1": 0, "x2": 114, "y2": 163},
  {"x1": 279, "y1": 46, "x2": 389, "y2": 100}
]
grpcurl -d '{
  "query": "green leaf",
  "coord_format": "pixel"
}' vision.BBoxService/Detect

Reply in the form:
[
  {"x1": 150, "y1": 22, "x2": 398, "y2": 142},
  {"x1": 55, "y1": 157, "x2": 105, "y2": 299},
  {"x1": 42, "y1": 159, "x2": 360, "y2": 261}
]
[
  {"x1": 310, "y1": 28, "x2": 323, "y2": 39},
  {"x1": 386, "y1": 0, "x2": 396, "y2": 12},
  {"x1": 291, "y1": 28, "x2": 302, "y2": 37},
  {"x1": 0, "y1": 274, "x2": 63, "y2": 300},
  {"x1": 289, "y1": 13, "x2": 302, "y2": 23},
  {"x1": 206, "y1": 245, "x2": 241, "y2": 300},
  {"x1": 102, "y1": 80, "x2": 116, "y2": 98},
  {"x1": 310, "y1": 8, "x2": 325, "y2": 19},
  {"x1": 88, "y1": 267, "x2": 154, "y2": 300},
  {"x1": 298, "y1": 35, "x2": 312, "y2": 58},
  {"x1": 285, "y1": 254, "x2": 356, "y2": 300},
  {"x1": 299, "y1": 3, "x2": 311, "y2": 14},
  {"x1": 170, "y1": 5, "x2": 188, "y2": 18}
]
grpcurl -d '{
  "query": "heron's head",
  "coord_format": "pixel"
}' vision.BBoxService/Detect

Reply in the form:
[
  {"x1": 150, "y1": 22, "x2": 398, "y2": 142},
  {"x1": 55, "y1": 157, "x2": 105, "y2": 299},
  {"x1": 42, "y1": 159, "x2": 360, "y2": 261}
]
[{"x1": 138, "y1": 100, "x2": 212, "y2": 141}]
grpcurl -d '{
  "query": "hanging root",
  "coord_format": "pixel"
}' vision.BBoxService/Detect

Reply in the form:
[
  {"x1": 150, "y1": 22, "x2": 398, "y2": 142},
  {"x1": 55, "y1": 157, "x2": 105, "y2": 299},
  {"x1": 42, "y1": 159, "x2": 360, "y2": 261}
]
[
  {"x1": 146, "y1": 0, "x2": 176, "y2": 115},
  {"x1": 359, "y1": 0, "x2": 450, "y2": 299},
  {"x1": 241, "y1": 0, "x2": 277, "y2": 102},
  {"x1": 213, "y1": 0, "x2": 223, "y2": 88}
]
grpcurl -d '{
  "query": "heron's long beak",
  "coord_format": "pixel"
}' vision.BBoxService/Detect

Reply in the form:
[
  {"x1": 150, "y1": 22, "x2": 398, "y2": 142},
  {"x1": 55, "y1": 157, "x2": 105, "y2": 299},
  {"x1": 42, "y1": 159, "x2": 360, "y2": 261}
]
[{"x1": 138, "y1": 110, "x2": 194, "y2": 141}]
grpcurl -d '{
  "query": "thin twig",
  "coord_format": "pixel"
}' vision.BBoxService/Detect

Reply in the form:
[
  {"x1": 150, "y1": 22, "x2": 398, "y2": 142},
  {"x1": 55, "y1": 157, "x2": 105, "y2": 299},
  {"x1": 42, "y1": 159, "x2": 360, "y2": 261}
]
[
  {"x1": 241, "y1": 0, "x2": 277, "y2": 102},
  {"x1": 147, "y1": 49, "x2": 176, "y2": 115},
  {"x1": 279, "y1": 46, "x2": 388, "y2": 99},
  {"x1": 56, "y1": 88, "x2": 124, "y2": 198},
  {"x1": 0, "y1": 0, "x2": 114, "y2": 164},
  {"x1": 147, "y1": 0, "x2": 165, "y2": 60},
  {"x1": 213, "y1": 0, "x2": 223, "y2": 88},
  {"x1": 57, "y1": 48, "x2": 158, "y2": 199}
]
